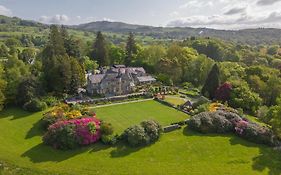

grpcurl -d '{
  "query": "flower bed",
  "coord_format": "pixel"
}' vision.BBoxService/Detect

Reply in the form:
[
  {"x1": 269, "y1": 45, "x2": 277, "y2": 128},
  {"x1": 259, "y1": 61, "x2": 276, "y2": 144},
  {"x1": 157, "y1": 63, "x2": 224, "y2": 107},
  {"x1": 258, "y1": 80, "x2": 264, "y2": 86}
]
[
  {"x1": 41, "y1": 104, "x2": 95, "y2": 129},
  {"x1": 43, "y1": 117, "x2": 101, "y2": 150}
]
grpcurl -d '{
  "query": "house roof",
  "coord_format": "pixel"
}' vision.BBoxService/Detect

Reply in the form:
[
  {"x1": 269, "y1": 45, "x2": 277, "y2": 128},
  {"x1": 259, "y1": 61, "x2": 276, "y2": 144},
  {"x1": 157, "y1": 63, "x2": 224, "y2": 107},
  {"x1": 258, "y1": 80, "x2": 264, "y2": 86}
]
[
  {"x1": 89, "y1": 74, "x2": 106, "y2": 84},
  {"x1": 102, "y1": 73, "x2": 119, "y2": 81},
  {"x1": 107, "y1": 67, "x2": 146, "y2": 75},
  {"x1": 112, "y1": 64, "x2": 126, "y2": 68},
  {"x1": 128, "y1": 67, "x2": 146, "y2": 74},
  {"x1": 137, "y1": 76, "x2": 156, "y2": 82}
]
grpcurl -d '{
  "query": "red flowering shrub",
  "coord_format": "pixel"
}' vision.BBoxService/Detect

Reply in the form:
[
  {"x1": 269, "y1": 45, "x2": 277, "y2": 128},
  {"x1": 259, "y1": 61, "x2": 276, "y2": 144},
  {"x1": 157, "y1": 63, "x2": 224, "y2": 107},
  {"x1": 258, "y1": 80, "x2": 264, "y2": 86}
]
[
  {"x1": 215, "y1": 82, "x2": 232, "y2": 102},
  {"x1": 43, "y1": 117, "x2": 101, "y2": 150}
]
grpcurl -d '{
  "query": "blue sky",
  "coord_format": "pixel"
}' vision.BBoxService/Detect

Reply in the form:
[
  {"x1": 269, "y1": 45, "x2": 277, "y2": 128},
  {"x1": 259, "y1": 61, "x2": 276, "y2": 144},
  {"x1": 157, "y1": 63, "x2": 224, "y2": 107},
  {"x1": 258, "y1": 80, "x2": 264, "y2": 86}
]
[{"x1": 0, "y1": 0, "x2": 281, "y2": 29}]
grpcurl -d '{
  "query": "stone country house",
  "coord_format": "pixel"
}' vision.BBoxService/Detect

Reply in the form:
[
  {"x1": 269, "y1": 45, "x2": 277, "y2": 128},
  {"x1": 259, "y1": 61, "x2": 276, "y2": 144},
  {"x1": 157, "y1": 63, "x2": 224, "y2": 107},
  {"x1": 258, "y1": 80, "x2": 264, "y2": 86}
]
[{"x1": 87, "y1": 65, "x2": 156, "y2": 96}]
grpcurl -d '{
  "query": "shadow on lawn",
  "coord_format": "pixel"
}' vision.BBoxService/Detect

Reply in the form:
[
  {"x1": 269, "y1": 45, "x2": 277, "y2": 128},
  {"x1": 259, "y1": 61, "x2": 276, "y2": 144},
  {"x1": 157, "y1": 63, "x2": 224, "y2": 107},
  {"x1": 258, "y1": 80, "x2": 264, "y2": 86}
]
[
  {"x1": 90, "y1": 142, "x2": 145, "y2": 158},
  {"x1": 0, "y1": 107, "x2": 33, "y2": 120},
  {"x1": 230, "y1": 137, "x2": 281, "y2": 175},
  {"x1": 25, "y1": 120, "x2": 45, "y2": 139},
  {"x1": 21, "y1": 141, "x2": 144, "y2": 163},
  {"x1": 183, "y1": 126, "x2": 281, "y2": 175},
  {"x1": 109, "y1": 143, "x2": 143, "y2": 158},
  {"x1": 21, "y1": 143, "x2": 90, "y2": 163}
]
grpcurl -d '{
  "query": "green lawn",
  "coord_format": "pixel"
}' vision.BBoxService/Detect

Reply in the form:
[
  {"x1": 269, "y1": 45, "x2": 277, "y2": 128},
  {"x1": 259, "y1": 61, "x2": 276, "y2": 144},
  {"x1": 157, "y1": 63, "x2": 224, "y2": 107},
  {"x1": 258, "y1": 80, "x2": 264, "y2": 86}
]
[
  {"x1": 0, "y1": 101, "x2": 281, "y2": 175},
  {"x1": 94, "y1": 100, "x2": 187, "y2": 133},
  {"x1": 163, "y1": 96, "x2": 186, "y2": 106}
]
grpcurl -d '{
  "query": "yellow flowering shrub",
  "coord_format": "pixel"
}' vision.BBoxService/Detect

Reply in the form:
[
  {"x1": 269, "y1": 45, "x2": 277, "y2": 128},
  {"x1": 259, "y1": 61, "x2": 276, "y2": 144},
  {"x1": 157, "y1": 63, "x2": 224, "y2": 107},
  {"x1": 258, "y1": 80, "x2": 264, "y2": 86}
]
[
  {"x1": 208, "y1": 102, "x2": 223, "y2": 112},
  {"x1": 66, "y1": 110, "x2": 82, "y2": 119}
]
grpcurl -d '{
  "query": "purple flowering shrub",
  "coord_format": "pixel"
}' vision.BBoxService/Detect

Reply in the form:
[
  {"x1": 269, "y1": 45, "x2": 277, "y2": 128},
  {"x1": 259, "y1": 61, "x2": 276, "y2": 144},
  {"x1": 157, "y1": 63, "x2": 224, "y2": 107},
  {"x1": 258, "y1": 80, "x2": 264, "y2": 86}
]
[
  {"x1": 187, "y1": 105, "x2": 280, "y2": 146},
  {"x1": 234, "y1": 120, "x2": 279, "y2": 146},
  {"x1": 43, "y1": 117, "x2": 101, "y2": 150}
]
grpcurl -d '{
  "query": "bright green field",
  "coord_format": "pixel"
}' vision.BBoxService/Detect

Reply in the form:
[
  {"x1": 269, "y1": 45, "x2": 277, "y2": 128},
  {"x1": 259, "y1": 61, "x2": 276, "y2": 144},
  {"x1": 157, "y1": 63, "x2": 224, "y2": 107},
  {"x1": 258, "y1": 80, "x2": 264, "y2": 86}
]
[
  {"x1": 163, "y1": 96, "x2": 186, "y2": 106},
  {"x1": 0, "y1": 101, "x2": 281, "y2": 175},
  {"x1": 94, "y1": 100, "x2": 187, "y2": 133}
]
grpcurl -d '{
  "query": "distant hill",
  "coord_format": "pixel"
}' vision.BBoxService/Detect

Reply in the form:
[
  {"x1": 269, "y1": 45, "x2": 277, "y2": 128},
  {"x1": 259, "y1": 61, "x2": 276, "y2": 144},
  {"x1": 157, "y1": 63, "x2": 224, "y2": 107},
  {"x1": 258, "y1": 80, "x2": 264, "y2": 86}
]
[
  {"x1": 0, "y1": 15, "x2": 281, "y2": 45},
  {"x1": 73, "y1": 21, "x2": 281, "y2": 45},
  {"x1": 0, "y1": 15, "x2": 45, "y2": 27}
]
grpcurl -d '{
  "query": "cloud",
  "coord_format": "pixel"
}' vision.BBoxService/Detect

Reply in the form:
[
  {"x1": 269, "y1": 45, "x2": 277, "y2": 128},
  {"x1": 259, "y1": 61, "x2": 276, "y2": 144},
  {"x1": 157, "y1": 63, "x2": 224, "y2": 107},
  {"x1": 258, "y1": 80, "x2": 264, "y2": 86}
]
[
  {"x1": 256, "y1": 0, "x2": 281, "y2": 6},
  {"x1": 169, "y1": 11, "x2": 180, "y2": 17},
  {"x1": 102, "y1": 17, "x2": 114, "y2": 22},
  {"x1": 0, "y1": 5, "x2": 12, "y2": 16},
  {"x1": 39, "y1": 14, "x2": 69, "y2": 24},
  {"x1": 166, "y1": 11, "x2": 281, "y2": 29},
  {"x1": 179, "y1": 0, "x2": 213, "y2": 9},
  {"x1": 224, "y1": 7, "x2": 247, "y2": 15}
]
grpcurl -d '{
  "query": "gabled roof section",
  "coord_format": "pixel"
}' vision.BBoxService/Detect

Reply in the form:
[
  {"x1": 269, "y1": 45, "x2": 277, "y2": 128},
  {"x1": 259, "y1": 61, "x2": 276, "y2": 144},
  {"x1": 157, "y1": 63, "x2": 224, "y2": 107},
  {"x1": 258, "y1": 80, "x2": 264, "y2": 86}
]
[
  {"x1": 137, "y1": 76, "x2": 156, "y2": 82},
  {"x1": 89, "y1": 74, "x2": 106, "y2": 84}
]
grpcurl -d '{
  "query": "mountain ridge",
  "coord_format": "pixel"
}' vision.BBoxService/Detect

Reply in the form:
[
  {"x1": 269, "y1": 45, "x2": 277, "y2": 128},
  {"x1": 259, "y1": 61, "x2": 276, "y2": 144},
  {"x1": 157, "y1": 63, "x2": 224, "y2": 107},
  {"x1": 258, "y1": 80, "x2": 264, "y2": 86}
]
[{"x1": 1, "y1": 15, "x2": 281, "y2": 45}]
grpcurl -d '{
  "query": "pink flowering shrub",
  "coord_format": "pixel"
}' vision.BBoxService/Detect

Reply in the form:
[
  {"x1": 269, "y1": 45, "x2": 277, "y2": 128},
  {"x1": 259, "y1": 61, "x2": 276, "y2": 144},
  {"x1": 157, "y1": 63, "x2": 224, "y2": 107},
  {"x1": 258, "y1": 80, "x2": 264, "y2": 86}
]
[
  {"x1": 234, "y1": 120, "x2": 248, "y2": 135},
  {"x1": 43, "y1": 117, "x2": 101, "y2": 150}
]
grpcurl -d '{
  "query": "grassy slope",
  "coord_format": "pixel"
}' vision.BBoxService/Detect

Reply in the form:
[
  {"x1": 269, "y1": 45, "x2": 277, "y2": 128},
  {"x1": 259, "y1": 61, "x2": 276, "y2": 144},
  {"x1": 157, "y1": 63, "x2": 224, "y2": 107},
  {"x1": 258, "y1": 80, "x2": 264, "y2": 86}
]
[{"x1": 0, "y1": 101, "x2": 280, "y2": 175}]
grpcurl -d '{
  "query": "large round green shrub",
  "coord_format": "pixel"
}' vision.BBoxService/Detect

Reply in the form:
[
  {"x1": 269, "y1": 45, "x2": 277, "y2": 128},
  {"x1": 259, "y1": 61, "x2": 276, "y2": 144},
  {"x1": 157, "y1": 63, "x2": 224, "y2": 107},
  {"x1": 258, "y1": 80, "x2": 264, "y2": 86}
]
[
  {"x1": 122, "y1": 120, "x2": 162, "y2": 147},
  {"x1": 122, "y1": 125, "x2": 149, "y2": 147},
  {"x1": 140, "y1": 120, "x2": 162, "y2": 142},
  {"x1": 100, "y1": 121, "x2": 114, "y2": 136},
  {"x1": 43, "y1": 123, "x2": 79, "y2": 150},
  {"x1": 23, "y1": 98, "x2": 48, "y2": 112},
  {"x1": 188, "y1": 112, "x2": 233, "y2": 133}
]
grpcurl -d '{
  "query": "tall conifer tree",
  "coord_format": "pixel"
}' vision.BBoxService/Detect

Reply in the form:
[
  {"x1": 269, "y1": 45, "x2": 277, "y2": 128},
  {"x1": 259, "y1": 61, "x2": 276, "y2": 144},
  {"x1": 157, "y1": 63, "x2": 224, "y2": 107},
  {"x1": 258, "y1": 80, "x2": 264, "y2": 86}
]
[
  {"x1": 92, "y1": 31, "x2": 109, "y2": 66},
  {"x1": 201, "y1": 64, "x2": 220, "y2": 100},
  {"x1": 125, "y1": 32, "x2": 137, "y2": 65}
]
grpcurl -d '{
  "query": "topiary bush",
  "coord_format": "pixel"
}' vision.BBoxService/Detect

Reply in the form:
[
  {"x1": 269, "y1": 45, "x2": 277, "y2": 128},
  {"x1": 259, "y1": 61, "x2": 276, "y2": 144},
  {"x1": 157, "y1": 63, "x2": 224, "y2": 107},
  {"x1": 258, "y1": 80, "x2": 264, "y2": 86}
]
[{"x1": 23, "y1": 98, "x2": 48, "y2": 112}]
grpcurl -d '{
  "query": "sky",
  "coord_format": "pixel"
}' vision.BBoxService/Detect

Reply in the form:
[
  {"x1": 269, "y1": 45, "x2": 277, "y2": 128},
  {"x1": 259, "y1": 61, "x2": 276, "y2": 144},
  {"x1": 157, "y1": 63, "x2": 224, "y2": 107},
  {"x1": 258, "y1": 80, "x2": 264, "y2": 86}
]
[{"x1": 0, "y1": 0, "x2": 281, "y2": 29}]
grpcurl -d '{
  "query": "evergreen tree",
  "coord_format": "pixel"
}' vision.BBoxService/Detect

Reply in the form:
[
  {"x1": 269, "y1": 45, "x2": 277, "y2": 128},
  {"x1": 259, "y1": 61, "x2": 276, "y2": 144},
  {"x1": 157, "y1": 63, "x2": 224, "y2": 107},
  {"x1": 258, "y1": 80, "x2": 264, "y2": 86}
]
[
  {"x1": 52, "y1": 55, "x2": 72, "y2": 94},
  {"x1": 42, "y1": 25, "x2": 66, "y2": 59},
  {"x1": 16, "y1": 76, "x2": 41, "y2": 106},
  {"x1": 92, "y1": 31, "x2": 109, "y2": 66},
  {"x1": 42, "y1": 25, "x2": 72, "y2": 94},
  {"x1": 61, "y1": 26, "x2": 81, "y2": 58},
  {"x1": 69, "y1": 58, "x2": 86, "y2": 94},
  {"x1": 125, "y1": 32, "x2": 137, "y2": 65},
  {"x1": 201, "y1": 64, "x2": 220, "y2": 99}
]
